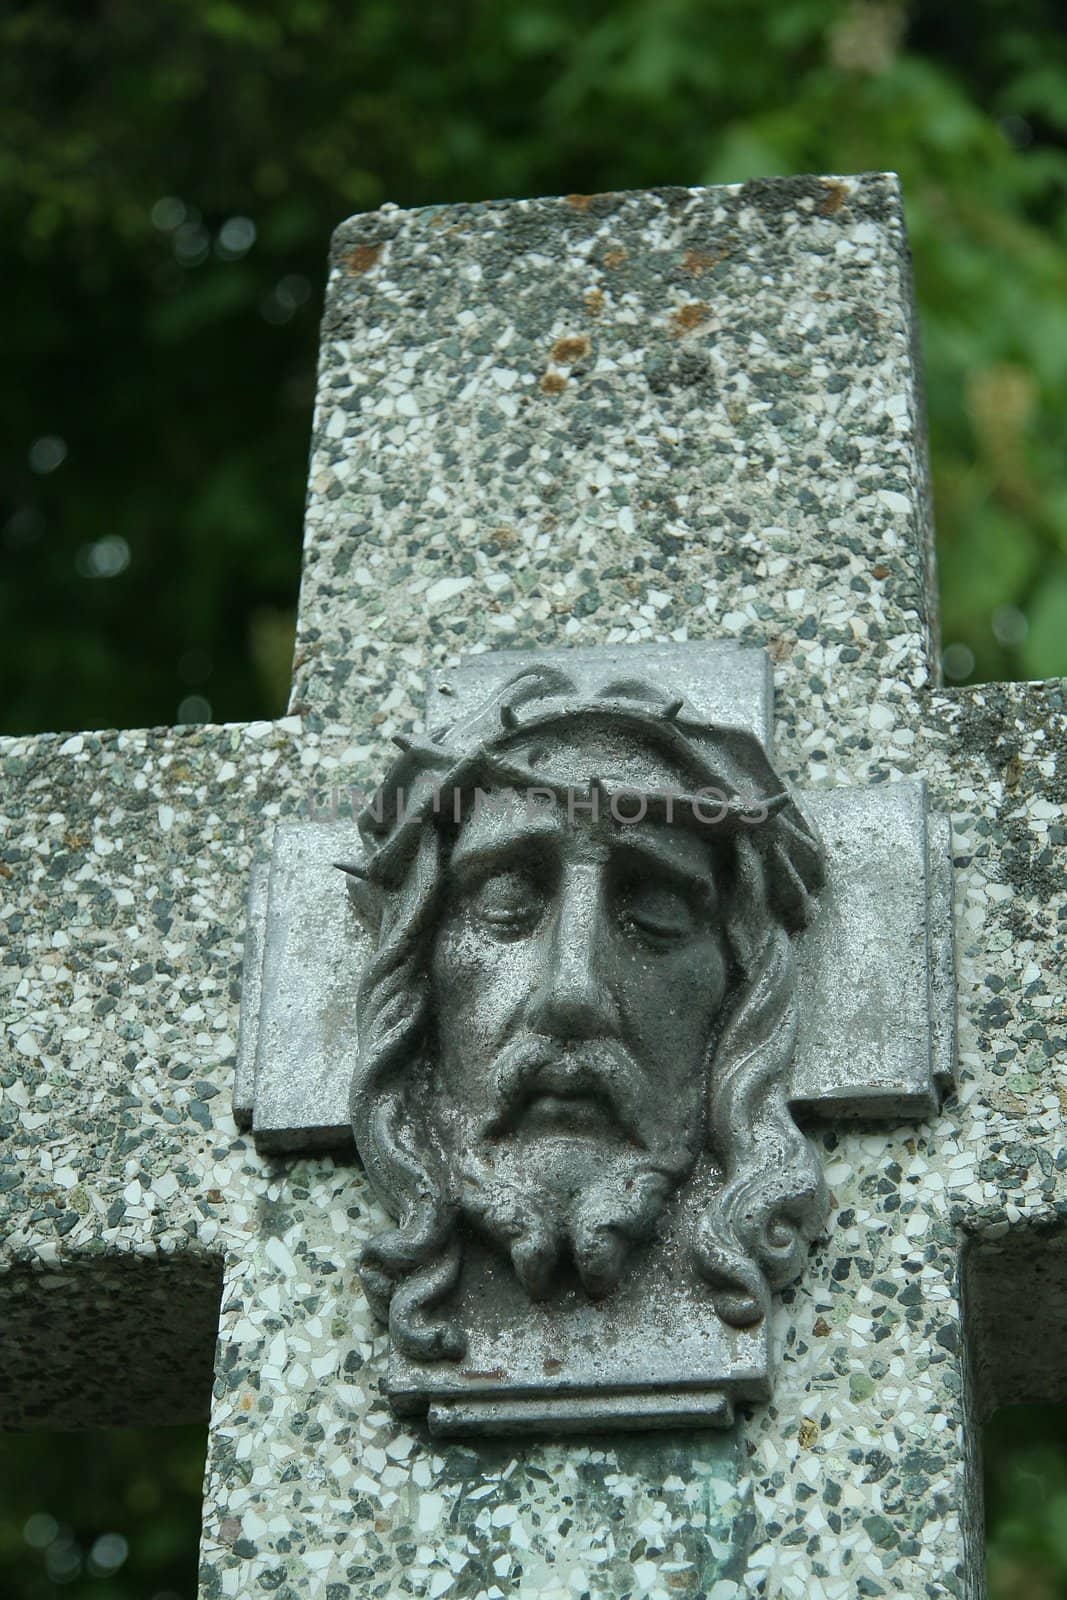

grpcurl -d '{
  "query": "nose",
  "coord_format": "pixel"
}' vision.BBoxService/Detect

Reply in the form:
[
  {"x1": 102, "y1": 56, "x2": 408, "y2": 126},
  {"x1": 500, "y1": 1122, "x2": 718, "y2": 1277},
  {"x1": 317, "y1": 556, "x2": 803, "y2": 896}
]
[{"x1": 525, "y1": 864, "x2": 616, "y2": 1040}]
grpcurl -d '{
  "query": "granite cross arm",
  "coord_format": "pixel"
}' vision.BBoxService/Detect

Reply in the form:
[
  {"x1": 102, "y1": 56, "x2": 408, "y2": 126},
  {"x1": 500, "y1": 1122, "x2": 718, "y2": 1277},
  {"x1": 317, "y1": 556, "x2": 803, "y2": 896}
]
[{"x1": 2, "y1": 174, "x2": 1064, "y2": 1600}]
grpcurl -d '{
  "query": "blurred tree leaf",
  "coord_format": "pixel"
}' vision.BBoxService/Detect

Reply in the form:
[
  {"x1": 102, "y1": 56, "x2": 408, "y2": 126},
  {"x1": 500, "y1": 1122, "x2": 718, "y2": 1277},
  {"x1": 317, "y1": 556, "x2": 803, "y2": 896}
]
[
  {"x1": 986, "y1": 1405, "x2": 1067, "y2": 1600},
  {"x1": 1, "y1": 0, "x2": 1064, "y2": 727},
  {"x1": 0, "y1": 1, "x2": 1065, "y2": 718},
  {"x1": 1021, "y1": 559, "x2": 1067, "y2": 681},
  {"x1": 0, "y1": 1425, "x2": 204, "y2": 1600}
]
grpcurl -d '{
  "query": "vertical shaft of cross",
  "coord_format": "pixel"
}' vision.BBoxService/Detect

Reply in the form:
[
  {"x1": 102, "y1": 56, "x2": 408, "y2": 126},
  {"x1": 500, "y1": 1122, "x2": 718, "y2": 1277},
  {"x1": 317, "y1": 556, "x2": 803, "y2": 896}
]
[{"x1": 205, "y1": 175, "x2": 970, "y2": 1599}]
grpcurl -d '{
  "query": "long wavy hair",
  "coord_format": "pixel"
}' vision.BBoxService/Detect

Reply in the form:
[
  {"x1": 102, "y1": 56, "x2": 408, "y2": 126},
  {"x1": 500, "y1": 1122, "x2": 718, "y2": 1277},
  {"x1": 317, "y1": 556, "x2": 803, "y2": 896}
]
[{"x1": 348, "y1": 682, "x2": 827, "y2": 1360}]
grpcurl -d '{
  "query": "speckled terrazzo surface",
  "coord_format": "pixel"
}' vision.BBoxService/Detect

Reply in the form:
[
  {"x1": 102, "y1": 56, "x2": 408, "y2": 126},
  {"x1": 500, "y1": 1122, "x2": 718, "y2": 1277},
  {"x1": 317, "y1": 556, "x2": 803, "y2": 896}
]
[{"x1": 2, "y1": 175, "x2": 1065, "y2": 1600}]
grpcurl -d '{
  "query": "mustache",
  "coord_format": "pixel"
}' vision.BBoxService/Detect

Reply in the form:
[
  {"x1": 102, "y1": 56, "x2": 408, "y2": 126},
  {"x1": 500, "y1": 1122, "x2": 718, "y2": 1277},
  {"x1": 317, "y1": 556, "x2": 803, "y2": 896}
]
[{"x1": 483, "y1": 1035, "x2": 650, "y2": 1146}]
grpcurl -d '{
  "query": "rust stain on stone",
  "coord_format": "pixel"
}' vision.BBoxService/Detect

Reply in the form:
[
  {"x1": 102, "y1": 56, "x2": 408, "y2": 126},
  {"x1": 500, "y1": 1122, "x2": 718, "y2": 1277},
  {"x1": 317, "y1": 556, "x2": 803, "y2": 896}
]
[
  {"x1": 767, "y1": 637, "x2": 792, "y2": 663},
  {"x1": 670, "y1": 302, "x2": 709, "y2": 336},
  {"x1": 812, "y1": 1315, "x2": 831, "y2": 1337},
  {"x1": 550, "y1": 334, "x2": 591, "y2": 364},
  {"x1": 565, "y1": 193, "x2": 594, "y2": 212},
  {"x1": 601, "y1": 246, "x2": 628, "y2": 269},
  {"x1": 871, "y1": 562, "x2": 890, "y2": 579},
  {"x1": 539, "y1": 372, "x2": 567, "y2": 396},
  {"x1": 819, "y1": 180, "x2": 848, "y2": 216},
  {"x1": 583, "y1": 288, "x2": 604, "y2": 316},
  {"x1": 681, "y1": 248, "x2": 722, "y2": 277},
  {"x1": 344, "y1": 243, "x2": 382, "y2": 275}
]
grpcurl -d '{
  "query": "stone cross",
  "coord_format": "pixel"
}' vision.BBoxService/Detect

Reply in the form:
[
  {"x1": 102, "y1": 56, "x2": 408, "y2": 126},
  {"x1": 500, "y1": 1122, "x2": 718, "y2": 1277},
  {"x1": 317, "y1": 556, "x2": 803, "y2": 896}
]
[{"x1": 2, "y1": 173, "x2": 1063, "y2": 1600}]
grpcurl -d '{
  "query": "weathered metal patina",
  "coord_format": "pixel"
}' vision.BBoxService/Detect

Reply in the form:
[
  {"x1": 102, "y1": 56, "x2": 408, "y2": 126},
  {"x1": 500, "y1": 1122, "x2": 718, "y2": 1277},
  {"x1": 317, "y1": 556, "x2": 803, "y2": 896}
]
[
  {"x1": 236, "y1": 641, "x2": 954, "y2": 1435},
  {"x1": 344, "y1": 657, "x2": 827, "y2": 1431}
]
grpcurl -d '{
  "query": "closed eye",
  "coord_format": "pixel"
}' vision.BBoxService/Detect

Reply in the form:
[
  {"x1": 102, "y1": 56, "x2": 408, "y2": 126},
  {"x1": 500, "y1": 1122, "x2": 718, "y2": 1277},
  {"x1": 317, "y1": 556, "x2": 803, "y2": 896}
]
[
  {"x1": 616, "y1": 882, "x2": 699, "y2": 943},
  {"x1": 468, "y1": 869, "x2": 545, "y2": 938}
]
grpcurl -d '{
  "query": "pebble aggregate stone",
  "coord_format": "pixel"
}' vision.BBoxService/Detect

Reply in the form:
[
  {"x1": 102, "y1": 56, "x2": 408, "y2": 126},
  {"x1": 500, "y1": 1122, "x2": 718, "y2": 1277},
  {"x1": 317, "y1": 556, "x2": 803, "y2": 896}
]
[{"x1": 1, "y1": 174, "x2": 1064, "y2": 1600}]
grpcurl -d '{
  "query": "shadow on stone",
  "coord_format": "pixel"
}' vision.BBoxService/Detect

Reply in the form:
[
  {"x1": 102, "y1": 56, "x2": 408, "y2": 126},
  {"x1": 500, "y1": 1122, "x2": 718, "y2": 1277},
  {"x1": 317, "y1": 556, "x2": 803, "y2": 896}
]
[
  {"x1": 964, "y1": 1222, "x2": 1067, "y2": 1416},
  {"x1": 0, "y1": 1251, "x2": 223, "y2": 1431}
]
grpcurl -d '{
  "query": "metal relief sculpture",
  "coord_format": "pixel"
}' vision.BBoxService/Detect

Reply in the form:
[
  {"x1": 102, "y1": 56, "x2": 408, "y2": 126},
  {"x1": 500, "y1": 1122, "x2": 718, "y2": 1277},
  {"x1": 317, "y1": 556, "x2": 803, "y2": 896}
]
[
  {"x1": 343, "y1": 667, "x2": 826, "y2": 1379},
  {"x1": 236, "y1": 642, "x2": 955, "y2": 1434}
]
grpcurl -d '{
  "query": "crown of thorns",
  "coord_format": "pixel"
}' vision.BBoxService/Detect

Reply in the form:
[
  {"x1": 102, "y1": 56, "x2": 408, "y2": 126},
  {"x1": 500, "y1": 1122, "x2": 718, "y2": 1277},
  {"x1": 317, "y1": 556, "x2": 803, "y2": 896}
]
[{"x1": 335, "y1": 665, "x2": 824, "y2": 930}]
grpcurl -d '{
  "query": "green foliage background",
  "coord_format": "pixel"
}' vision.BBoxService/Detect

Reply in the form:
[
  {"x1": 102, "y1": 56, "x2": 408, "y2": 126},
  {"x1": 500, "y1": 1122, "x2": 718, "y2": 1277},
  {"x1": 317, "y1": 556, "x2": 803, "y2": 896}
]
[
  {"x1": 0, "y1": 1427, "x2": 203, "y2": 1600},
  {"x1": 1, "y1": 1, "x2": 1066, "y2": 1596},
  {"x1": 3, "y1": 0, "x2": 1067, "y2": 736}
]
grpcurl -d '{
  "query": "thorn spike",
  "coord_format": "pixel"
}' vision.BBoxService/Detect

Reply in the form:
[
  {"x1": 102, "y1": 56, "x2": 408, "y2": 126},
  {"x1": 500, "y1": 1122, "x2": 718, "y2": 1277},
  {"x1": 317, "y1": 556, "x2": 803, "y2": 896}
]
[
  {"x1": 662, "y1": 697, "x2": 684, "y2": 720},
  {"x1": 500, "y1": 702, "x2": 518, "y2": 729},
  {"x1": 333, "y1": 860, "x2": 369, "y2": 880}
]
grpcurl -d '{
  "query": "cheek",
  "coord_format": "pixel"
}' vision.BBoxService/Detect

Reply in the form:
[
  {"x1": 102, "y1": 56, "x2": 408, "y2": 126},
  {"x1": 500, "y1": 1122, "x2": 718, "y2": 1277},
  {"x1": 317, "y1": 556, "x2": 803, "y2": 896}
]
[
  {"x1": 688, "y1": 938, "x2": 730, "y2": 1023},
  {"x1": 622, "y1": 938, "x2": 729, "y2": 1068},
  {"x1": 429, "y1": 923, "x2": 477, "y2": 1048},
  {"x1": 430, "y1": 916, "x2": 534, "y2": 1050},
  {"x1": 688, "y1": 940, "x2": 730, "y2": 1043},
  {"x1": 431, "y1": 914, "x2": 509, "y2": 995}
]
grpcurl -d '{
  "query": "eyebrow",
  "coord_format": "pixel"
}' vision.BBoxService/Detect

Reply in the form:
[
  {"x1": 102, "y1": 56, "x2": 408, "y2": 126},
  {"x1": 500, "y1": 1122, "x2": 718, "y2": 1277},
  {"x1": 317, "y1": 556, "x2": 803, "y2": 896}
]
[
  {"x1": 447, "y1": 819, "x2": 563, "y2": 886},
  {"x1": 606, "y1": 833, "x2": 719, "y2": 900},
  {"x1": 447, "y1": 820, "x2": 719, "y2": 903}
]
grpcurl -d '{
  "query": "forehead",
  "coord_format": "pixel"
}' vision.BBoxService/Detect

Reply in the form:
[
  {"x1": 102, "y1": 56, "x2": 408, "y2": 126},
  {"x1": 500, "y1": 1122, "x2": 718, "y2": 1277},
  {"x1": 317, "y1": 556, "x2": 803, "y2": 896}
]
[{"x1": 448, "y1": 787, "x2": 722, "y2": 884}]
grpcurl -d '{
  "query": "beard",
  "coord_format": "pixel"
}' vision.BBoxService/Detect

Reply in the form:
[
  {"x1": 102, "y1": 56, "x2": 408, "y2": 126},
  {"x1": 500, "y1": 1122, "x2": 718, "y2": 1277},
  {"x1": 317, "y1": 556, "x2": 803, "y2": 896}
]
[{"x1": 440, "y1": 1035, "x2": 703, "y2": 1301}]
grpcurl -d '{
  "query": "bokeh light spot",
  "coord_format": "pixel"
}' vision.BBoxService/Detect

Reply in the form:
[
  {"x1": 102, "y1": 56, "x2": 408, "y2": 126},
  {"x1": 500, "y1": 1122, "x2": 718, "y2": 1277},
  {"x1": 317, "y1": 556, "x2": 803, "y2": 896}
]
[
  {"x1": 942, "y1": 642, "x2": 976, "y2": 680},
  {"x1": 88, "y1": 1532, "x2": 129, "y2": 1576},
  {"x1": 44, "y1": 1528, "x2": 81, "y2": 1583},
  {"x1": 151, "y1": 196, "x2": 186, "y2": 231},
  {"x1": 29, "y1": 436, "x2": 67, "y2": 474},
  {"x1": 999, "y1": 114, "x2": 1034, "y2": 149},
  {"x1": 277, "y1": 273, "x2": 310, "y2": 309},
  {"x1": 4, "y1": 508, "x2": 45, "y2": 549},
  {"x1": 217, "y1": 216, "x2": 257, "y2": 257},
  {"x1": 174, "y1": 223, "x2": 210, "y2": 267},
  {"x1": 260, "y1": 273, "x2": 311, "y2": 325},
  {"x1": 76, "y1": 535, "x2": 131, "y2": 580},
  {"x1": 991, "y1": 605, "x2": 1028, "y2": 647},
  {"x1": 177, "y1": 694, "x2": 212, "y2": 724},
  {"x1": 22, "y1": 1512, "x2": 58, "y2": 1549}
]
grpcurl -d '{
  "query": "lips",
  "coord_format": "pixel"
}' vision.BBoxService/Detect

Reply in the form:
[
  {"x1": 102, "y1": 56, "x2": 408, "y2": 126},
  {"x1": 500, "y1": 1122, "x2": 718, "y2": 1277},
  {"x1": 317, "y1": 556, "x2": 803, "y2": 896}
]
[
  {"x1": 518, "y1": 1087, "x2": 610, "y2": 1137},
  {"x1": 486, "y1": 1043, "x2": 637, "y2": 1141}
]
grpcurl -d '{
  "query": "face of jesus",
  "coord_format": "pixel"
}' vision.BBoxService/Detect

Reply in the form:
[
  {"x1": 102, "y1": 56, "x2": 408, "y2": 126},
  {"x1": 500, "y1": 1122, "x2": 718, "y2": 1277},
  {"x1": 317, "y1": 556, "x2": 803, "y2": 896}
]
[{"x1": 427, "y1": 791, "x2": 731, "y2": 1297}]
